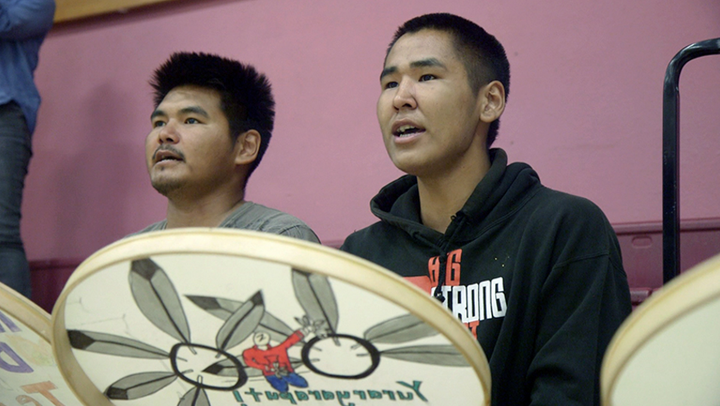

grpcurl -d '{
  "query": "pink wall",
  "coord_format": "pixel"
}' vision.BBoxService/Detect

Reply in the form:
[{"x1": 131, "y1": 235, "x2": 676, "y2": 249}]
[{"x1": 21, "y1": 0, "x2": 720, "y2": 262}]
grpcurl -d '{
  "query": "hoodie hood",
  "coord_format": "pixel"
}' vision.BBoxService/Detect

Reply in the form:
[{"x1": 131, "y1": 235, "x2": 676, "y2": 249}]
[
  {"x1": 369, "y1": 149, "x2": 541, "y2": 245},
  {"x1": 342, "y1": 149, "x2": 632, "y2": 406}
]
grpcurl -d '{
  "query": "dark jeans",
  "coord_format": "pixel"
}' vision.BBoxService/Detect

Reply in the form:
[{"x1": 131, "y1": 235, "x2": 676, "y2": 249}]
[{"x1": 0, "y1": 101, "x2": 32, "y2": 298}]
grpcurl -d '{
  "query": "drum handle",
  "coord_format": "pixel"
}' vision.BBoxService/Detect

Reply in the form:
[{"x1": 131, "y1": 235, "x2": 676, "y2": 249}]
[{"x1": 662, "y1": 38, "x2": 720, "y2": 284}]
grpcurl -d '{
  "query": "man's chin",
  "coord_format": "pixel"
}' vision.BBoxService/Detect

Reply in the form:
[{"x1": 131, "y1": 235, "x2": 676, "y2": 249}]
[
  {"x1": 151, "y1": 180, "x2": 183, "y2": 197},
  {"x1": 391, "y1": 156, "x2": 429, "y2": 177}
]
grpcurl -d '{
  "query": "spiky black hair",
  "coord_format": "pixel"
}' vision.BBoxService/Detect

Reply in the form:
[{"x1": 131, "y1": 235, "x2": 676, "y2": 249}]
[
  {"x1": 150, "y1": 52, "x2": 275, "y2": 177},
  {"x1": 387, "y1": 13, "x2": 510, "y2": 148}
]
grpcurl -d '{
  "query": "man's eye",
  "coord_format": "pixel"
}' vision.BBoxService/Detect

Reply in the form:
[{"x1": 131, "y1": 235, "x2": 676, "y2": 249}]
[
  {"x1": 152, "y1": 120, "x2": 166, "y2": 128},
  {"x1": 383, "y1": 81, "x2": 398, "y2": 89},
  {"x1": 419, "y1": 74, "x2": 436, "y2": 82},
  {"x1": 186, "y1": 118, "x2": 200, "y2": 124}
]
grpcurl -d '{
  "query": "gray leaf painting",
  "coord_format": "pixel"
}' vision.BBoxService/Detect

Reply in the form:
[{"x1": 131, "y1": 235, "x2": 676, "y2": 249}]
[
  {"x1": 291, "y1": 269, "x2": 338, "y2": 335},
  {"x1": 105, "y1": 371, "x2": 177, "y2": 400},
  {"x1": 68, "y1": 330, "x2": 169, "y2": 359},
  {"x1": 178, "y1": 387, "x2": 211, "y2": 406},
  {"x1": 364, "y1": 313, "x2": 439, "y2": 344},
  {"x1": 202, "y1": 358, "x2": 244, "y2": 377},
  {"x1": 380, "y1": 345, "x2": 467, "y2": 366},
  {"x1": 130, "y1": 258, "x2": 191, "y2": 343},
  {"x1": 215, "y1": 291, "x2": 264, "y2": 351},
  {"x1": 186, "y1": 295, "x2": 301, "y2": 345}
]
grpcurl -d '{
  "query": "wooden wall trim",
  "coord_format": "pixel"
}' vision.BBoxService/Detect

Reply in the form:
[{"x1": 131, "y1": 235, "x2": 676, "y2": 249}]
[
  {"x1": 613, "y1": 218, "x2": 720, "y2": 235},
  {"x1": 54, "y1": 0, "x2": 179, "y2": 23}
]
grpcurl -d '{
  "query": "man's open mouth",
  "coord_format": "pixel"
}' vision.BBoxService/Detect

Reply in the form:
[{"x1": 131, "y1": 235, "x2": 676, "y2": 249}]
[
  {"x1": 154, "y1": 148, "x2": 184, "y2": 163},
  {"x1": 394, "y1": 125, "x2": 424, "y2": 138}
]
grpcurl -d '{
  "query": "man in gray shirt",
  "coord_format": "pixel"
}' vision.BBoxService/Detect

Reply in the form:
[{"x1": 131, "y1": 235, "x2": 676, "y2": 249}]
[{"x1": 134, "y1": 52, "x2": 318, "y2": 243}]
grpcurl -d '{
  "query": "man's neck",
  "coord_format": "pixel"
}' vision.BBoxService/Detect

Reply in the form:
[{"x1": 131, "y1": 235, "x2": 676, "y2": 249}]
[
  {"x1": 165, "y1": 189, "x2": 246, "y2": 229},
  {"x1": 417, "y1": 151, "x2": 491, "y2": 234}
]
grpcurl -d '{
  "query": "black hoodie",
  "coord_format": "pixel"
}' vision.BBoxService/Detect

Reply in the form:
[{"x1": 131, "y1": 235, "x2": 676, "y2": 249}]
[{"x1": 341, "y1": 149, "x2": 631, "y2": 406}]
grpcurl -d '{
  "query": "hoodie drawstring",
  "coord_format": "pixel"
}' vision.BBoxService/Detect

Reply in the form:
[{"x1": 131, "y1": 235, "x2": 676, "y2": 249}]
[
  {"x1": 432, "y1": 213, "x2": 468, "y2": 304},
  {"x1": 433, "y1": 253, "x2": 448, "y2": 303}
]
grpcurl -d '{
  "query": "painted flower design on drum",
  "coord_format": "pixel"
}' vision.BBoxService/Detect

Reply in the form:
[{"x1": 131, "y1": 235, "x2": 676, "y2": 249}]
[
  {"x1": 66, "y1": 257, "x2": 471, "y2": 405},
  {"x1": 67, "y1": 258, "x2": 266, "y2": 405},
  {"x1": 192, "y1": 270, "x2": 472, "y2": 380}
]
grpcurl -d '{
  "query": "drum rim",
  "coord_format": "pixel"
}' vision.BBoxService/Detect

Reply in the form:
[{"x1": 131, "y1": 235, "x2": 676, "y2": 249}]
[
  {"x1": 600, "y1": 251, "x2": 720, "y2": 405},
  {"x1": 51, "y1": 228, "x2": 491, "y2": 406},
  {"x1": 0, "y1": 281, "x2": 52, "y2": 342},
  {"x1": 0, "y1": 282, "x2": 87, "y2": 404}
]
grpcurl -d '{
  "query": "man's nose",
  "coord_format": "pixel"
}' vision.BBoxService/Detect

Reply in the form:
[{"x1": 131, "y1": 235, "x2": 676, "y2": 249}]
[
  {"x1": 158, "y1": 120, "x2": 179, "y2": 143},
  {"x1": 392, "y1": 78, "x2": 417, "y2": 110}
]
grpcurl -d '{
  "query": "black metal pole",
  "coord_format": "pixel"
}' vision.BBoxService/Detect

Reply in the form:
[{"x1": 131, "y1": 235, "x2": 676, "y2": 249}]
[{"x1": 662, "y1": 38, "x2": 720, "y2": 284}]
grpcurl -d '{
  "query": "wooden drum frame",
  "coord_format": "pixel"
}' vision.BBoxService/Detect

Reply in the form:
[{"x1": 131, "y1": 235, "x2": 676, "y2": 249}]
[
  {"x1": 602, "y1": 252, "x2": 720, "y2": 406},
  {"x1": 51, "y1": 229, "x2": 491, "y2": 405}
]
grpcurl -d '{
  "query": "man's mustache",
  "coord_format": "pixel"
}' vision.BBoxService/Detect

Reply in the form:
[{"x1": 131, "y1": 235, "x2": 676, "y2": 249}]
[{"x1": 153, "y1": 145, "x2": 185, "y2": 161}]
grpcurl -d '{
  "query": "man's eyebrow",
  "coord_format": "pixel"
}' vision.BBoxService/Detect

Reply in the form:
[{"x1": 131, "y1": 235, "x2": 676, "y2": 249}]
[
  {"x1": 410, "y1": 58, "x2": 446, "y2": 70},
  {"x1": 150, "y1": 106, "x2": 210, "y2": 120},
  {"x1": 379, "y1": 58, "x2": 447, "y2": 81},
  {"x1": 179, "y1": 106, "x2": 210, "y2": 118},
  {"x1": 150, "y1": 109, "x2": 165, "y2": 121},
  {"x1": 380, "y1": 66, "x2": 397, "y2": 81}
]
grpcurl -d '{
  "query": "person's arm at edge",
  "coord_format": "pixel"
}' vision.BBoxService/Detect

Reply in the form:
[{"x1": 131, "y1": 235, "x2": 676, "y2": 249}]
[{"x1": 0, "y1": 0, "x2": 55, "y2": 40}]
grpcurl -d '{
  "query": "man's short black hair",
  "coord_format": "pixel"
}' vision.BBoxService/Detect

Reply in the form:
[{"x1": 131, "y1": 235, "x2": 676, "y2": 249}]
[
  {"x1": 150, "y1": 52, "x2": 275, "y2": 177},
  {"x1": 387, "y1": 13, "x2": 510, "y2": 147}
]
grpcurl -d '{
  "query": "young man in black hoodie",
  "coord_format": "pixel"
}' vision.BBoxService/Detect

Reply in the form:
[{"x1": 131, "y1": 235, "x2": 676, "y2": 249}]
[{"x1": 341, "y1": 13, "x2": 631, "y2": 406}]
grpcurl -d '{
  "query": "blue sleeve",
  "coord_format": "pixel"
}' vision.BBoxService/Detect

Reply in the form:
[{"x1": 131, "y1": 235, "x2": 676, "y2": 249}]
[{"x1": 0, "y1": 0, "x2": 55, "y2": 40}]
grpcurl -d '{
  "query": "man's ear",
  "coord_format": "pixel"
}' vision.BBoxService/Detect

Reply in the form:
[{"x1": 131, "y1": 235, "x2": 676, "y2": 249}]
[
  {"x1": 234, "y1": 129, "x2": 261, "y2": 165},
  {"x1": 479, "y1": 80, "x2": 506, "y2": 124}
]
